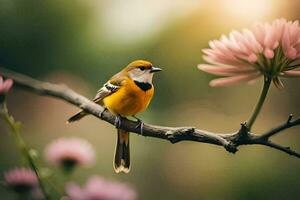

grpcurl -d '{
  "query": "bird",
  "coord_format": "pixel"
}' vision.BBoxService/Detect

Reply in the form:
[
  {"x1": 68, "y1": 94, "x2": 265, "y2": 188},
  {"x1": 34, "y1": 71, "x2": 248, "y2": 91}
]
[{"x1": 67, "y1": 60, "x2": 162, "y2": 173}]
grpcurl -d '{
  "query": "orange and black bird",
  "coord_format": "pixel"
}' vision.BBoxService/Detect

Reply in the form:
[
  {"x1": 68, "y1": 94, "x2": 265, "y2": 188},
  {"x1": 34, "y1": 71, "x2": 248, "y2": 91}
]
[{"x1": 67, "y1": 60, "x2": 161, "y2": 173}]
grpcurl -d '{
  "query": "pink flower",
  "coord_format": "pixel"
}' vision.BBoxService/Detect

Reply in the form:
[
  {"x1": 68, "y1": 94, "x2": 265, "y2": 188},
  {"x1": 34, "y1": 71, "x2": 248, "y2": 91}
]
[
  {"x1": 4, "y1": 167, "x2": 38, "y2": 193},
  {"x1": 44, "y1": 137, "x2": 95, "y2": 170},
  {"x1": 66, "y1": 176, "x2": 137, "y2": 200},
  {"x1": 198, "y1": 19, "x2": 300, "y2": 87},
  {"x1": 0, "y1": 76, "x2": 13, "y2": 94}
]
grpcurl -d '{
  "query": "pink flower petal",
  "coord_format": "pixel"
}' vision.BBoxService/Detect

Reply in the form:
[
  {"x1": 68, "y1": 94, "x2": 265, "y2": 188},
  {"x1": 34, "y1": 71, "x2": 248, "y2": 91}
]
[
  {"x1": 247, "y1": 53, "x2": 258, "y2": 63},
  {"x1": 2, "y1": 79, "x2": 13, "y2": 93},
  {"x1": 252, "y1": 23, "x2": 265, "y2": 45},
  {"x1": 286, "y1": 47, "x2": 297, "y2": 59},
  {"x1": 44, "y1": 137, "x2": 95, "y2": 167},
  {"x1": 264, "y1": 24, "x2": 278, "y2": 49},
  {"x1": 242, "y1": 29, "x2": 263, "y2": 52},
  {"x1": 209, "y1": 72, "x2": 261, "y2": 87},
  {"x1": 282, "y1": 70, "x2": 300, "y2": 76},
  {"x1": 282, "y1": 26, "x2": 291, "y2": 52},
  {"x1": 66, "y1": 176, "x2": 137, "y2": 200},
  {"x1": 198, "y1": 64, "x2": 255, "y2": 76},
  {"x1": 4, "y1": 167, "x2": 38, "y2": 192},
  {"x1": 264, "y1": 48, "x2": 274, "y2": 58},
  {"x1": 202, "y1": 55, "x2": 253, "y2": 68}
]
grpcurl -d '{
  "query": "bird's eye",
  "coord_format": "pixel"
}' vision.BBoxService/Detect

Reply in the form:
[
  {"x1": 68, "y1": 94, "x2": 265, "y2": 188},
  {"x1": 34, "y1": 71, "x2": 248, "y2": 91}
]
[{"x1": 139, "y1": 66, "x2": 146, "y2": 71}]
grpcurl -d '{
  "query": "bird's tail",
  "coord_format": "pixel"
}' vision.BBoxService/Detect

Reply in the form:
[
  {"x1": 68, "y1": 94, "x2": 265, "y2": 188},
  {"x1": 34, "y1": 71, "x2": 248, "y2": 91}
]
[
  {"x1": 114, "y1": 129, "x2": 130, "y2": 173},
  {"x1": 66, "y1": 111, "x2": 87, "y2": 123}
]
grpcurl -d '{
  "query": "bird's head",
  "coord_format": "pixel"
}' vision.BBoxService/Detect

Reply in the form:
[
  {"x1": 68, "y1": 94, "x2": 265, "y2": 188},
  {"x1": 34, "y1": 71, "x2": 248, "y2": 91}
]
[{"x1": 125, "y1": 60, "x2": 162, "y2": 83}]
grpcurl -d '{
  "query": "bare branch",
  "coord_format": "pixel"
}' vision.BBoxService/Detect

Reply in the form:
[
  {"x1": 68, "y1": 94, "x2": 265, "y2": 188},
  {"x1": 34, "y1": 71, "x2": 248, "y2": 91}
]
[
  {"x1": 1, "y1": 67, "x2": 300, "y2": 158},
  {"x1": 260, "y1": 140, "x2": 300, "y2": 158},
  {"x1": 259, "y1": 114, "x2": 300, "y2": 140}
]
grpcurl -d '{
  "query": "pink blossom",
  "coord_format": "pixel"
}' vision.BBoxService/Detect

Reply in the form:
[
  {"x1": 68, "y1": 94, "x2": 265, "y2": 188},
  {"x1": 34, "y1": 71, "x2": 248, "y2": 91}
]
[
  {"x1": 0, "y1": 76, "x2": 13, "y2": 94},
  {"x1": 44, "y1": 137, "x2": 95, "y2": 169},
  {"x1": 198, "y1": 19, "x2": 300, "y2": 87},
  {"x1": 66, "y1": 176, "x2": 137, "y2": 200},
  {"x1": 4, "y1": 167, "x2": 38, "y2": 193}
]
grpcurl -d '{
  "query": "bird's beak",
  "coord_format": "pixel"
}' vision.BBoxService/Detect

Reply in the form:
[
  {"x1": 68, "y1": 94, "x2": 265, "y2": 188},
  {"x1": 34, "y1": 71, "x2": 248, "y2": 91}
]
[{"x1": 150, "y1": 67, "x2": 162, "y2": 73}]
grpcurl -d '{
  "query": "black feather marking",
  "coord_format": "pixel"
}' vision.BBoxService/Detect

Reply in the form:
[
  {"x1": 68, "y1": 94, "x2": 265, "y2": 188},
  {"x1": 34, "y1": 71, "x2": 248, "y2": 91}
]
[
  {"x1": 134, "y1": 81, "x2": 152, "y2": 91},
  {"x1": 105, "y1": 83, "x2": 119, "y2": 92}
]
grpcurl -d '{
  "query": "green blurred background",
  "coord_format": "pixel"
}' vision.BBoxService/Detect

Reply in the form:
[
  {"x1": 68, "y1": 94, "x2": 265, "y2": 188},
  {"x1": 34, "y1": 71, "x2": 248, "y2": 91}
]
[{"x1": 1, "y1": 0, "x2": 300, "y2": 199}]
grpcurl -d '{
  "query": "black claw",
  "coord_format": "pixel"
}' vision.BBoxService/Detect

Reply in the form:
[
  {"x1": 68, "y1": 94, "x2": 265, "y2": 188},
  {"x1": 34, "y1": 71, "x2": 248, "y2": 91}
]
[
  {"x1": 99, "y1": 108, "x2": 108, "y2": 119},
  {"x1": 114, "y1": 115, "x2": 122, "y2": 128},
  {"x1": 133, "y1": 115, "x2": 144, "y2": 135},
  {"x1": 137, "y1": 121, "x2": 144, "y2": 135}
]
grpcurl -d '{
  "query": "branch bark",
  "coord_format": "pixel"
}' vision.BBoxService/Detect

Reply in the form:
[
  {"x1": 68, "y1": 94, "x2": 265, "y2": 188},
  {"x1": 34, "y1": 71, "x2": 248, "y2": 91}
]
[{"x1": 1, "y1": 67, "x2": 300, "y2": 158}]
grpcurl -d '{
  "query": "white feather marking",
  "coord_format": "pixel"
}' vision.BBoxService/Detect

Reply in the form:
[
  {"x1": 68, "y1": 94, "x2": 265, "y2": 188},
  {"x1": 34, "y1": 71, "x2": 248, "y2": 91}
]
[{"x1": 129, "y1": 69, "x2": 154, "y2": 83}]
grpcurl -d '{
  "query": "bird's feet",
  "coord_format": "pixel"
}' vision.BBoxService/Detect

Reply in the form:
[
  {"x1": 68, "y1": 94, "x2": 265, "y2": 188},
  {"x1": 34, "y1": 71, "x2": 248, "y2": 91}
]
[
  {"x1": 99, "y1": 108, "x2": 108, "y2": 119},
  {"x1": 132, "y1": 115, "x2": 144, "y2": 135},
  {"x1": 114, "y1": 114, "x2": 123, "y2": 129}
]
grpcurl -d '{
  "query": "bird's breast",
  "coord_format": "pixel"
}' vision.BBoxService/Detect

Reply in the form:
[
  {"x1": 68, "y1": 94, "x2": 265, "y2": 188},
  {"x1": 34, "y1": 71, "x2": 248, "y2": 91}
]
[{"x1": 103, "y1": 79, "x2": 154, "y2": 116}]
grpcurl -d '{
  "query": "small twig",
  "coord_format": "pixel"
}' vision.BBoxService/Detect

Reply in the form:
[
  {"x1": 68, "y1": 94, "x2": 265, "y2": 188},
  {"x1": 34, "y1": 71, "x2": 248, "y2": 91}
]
[
  {"x1": 287, "y1": 114, "x2": 293, "y2": 123},
  {"x1": 1, "y1": 67, "x2": 300, "y2": 159},
  {"x1": 259, "y1": 114, "x2": 300, "y2": 140},
  {"x1": 262, "y1": 140, "x2": 300, "y2": 158},
  {"x1": 232, "y1": 122, "x2": 249, "y2": 143}
]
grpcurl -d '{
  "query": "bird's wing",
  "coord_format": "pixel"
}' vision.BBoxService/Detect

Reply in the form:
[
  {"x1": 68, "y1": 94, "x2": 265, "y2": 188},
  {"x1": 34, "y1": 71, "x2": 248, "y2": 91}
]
[
  {"x1": 93, "y1": 82, "x2": 119, "y2": 103},
  {"x1": 93, "y1": 76, "x2": 127, "y2": 103}
]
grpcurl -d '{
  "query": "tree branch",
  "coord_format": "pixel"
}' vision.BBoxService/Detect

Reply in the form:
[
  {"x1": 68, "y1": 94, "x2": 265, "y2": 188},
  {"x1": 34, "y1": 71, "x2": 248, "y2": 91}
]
[{"x1": 1, "y1": 67, "x2": 300, "y2": 158}]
